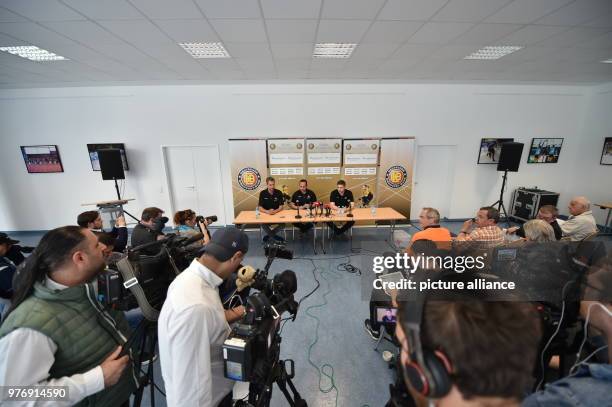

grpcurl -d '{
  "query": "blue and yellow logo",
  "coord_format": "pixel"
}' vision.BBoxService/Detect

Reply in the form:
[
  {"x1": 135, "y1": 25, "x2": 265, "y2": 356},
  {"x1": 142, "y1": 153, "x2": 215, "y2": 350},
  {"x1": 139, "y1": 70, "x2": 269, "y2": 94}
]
[
  {"x1": 385, "y1": 166, "x2": 408, "y2": 189},
  {"x1": 238, "y1": 167, "x2": 261, "y2": 190}
]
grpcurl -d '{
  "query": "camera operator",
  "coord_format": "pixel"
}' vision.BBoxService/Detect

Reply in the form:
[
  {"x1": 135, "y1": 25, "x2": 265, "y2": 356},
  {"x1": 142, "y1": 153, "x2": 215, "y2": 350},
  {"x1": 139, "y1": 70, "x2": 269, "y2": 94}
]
[
  {"x1": 0, "y1": 233, "x2": 19, "y2": 319},
  {"x1": 130, "y1": 207, "x2": 167, "y2": 254},
  {"x1": 0, "y1": 226, "x2": 137, "y2": 406},
  {"x1": 0, "y1": 232, "x2": 34, "y2": 267},
  {"x1": 77, "y1": 210, "x2": 128, "y2": 253},
  {"x1": 391, "y1": 287, "x2": 541, "y2": 407},
  {"x1": 158, "y1": 227, "x2": 249, "y2": 407},
  {"x1": 173, "y1": 209, "x2": 213, "y2": 244}
]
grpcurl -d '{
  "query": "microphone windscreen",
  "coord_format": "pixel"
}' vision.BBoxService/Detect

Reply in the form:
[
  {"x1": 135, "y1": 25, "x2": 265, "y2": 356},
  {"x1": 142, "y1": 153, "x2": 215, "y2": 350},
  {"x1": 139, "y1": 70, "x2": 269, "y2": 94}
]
[{"x1": 274, "y1": 270, "x2": 297, "y2": 296}]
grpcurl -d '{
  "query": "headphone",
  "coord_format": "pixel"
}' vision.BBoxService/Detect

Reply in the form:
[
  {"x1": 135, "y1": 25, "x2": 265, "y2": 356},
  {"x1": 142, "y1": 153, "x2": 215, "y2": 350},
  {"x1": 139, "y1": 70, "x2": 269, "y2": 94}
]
[
  {"x1": 400, "y1": 272, "x2": 501, "y2": 399},
  {"x1": 400, "y1": 288, "x2": 453, "y2": 399}
]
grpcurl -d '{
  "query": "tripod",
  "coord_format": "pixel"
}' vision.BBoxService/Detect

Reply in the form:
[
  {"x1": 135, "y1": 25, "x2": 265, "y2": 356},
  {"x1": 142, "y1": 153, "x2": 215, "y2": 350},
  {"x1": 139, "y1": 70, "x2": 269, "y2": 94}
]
[
  {"x1": 490, "y1": 169, "x2": 511, "y2": 226},
  {"x1": 132, "y1": 319, "x2": 161, "y2": 407},
  {"x1": 236, "y1": 335, "x2": 307, "y2": 407},
  {"x1": 110, "y1": 177, "x2": 141, "y2": 225}
]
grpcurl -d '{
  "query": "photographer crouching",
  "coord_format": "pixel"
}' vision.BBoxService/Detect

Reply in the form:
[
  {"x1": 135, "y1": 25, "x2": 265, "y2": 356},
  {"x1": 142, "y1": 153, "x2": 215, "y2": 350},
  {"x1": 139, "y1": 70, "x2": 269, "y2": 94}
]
[
  {"x1": 0, "y1": 226, "x2": 137, "y2": 406},
  {"x1": 158, "y1": 226, "x2": 249, "y2": 407}
]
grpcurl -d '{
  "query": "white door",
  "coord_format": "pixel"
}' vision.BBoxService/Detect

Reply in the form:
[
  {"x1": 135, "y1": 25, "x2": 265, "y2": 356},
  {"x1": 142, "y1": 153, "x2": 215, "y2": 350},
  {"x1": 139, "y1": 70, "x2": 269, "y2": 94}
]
[
  {"x1": 163, "y1": 146, "x2": 226, "y2": 225},
  {"x1": 411, "y1": 145, "x2": 457, "y2": 220}
]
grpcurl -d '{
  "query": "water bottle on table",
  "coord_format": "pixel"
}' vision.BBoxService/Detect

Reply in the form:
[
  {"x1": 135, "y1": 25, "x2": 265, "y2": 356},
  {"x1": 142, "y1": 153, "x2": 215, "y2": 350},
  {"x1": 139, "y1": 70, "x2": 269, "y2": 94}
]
[
  {"x1": 371, "y1": 205, "x2": 377, "y2": 216},
  {"x1": 255, "y1": 206, "x2": 260, "y2": 219}
]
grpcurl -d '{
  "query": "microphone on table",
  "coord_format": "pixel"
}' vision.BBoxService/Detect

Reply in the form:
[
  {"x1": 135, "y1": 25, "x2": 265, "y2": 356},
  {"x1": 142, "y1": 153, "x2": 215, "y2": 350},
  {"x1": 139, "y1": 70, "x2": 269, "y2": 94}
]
[
  {"x1": 312, "y1": 201, "x2": 320, "y2": 217},
  {"x1": 294, "y1": 200, "x2": 302, "y2": 219},
  {"x1": 324, "y1": 203, "x2": 332, "y2": 217},
  {"x1": 346, "y1": 205, "x2": 354, "y2": 218}
]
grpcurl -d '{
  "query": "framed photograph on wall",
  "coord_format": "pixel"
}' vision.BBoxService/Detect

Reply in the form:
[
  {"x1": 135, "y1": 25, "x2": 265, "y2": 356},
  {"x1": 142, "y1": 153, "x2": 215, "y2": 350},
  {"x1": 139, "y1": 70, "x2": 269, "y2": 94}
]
[
  {"x1": 477, "y1": 138, "x2": 514, "y2": 164},
  {"x1": 20, "y1": 145, "x2": 64, "y2": 173},
  {"x1": 87, "y1": 143, "x2": 129, "y2": 171},
  {"x1": 601, "y1": 137, "x2": 612, "y2": 165},
  {"x1": 527, "y1": 138, "x2": 564, "y2": 163}
]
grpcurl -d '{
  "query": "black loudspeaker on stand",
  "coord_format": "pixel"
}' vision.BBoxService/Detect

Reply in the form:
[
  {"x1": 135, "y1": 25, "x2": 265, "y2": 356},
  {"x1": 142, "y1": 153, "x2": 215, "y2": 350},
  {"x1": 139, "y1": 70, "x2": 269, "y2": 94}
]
[
  {"x1": 491, "y1": 142, "x2": 524, "y2": 224},
  {"x1": 97, "y1": 149, "x2": 140, "y2": 224}
]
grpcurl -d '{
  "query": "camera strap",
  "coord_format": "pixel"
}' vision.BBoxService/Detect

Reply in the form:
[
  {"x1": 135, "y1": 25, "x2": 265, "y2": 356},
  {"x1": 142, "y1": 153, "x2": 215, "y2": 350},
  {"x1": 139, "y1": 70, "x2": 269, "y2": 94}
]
[{"x1": 116, "y1": 256, "x2": 160, "y2": 321}]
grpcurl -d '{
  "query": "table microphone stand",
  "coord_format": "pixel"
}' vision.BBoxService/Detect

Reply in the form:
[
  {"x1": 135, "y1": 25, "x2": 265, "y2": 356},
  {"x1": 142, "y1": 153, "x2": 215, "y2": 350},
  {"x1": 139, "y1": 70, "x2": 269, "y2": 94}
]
[
  {"x1": 346, "y1": 205, "x2": 354, "y2": 218},
  {"x1": 295, "y1": 202, "x2": 302, "y2": 219}
]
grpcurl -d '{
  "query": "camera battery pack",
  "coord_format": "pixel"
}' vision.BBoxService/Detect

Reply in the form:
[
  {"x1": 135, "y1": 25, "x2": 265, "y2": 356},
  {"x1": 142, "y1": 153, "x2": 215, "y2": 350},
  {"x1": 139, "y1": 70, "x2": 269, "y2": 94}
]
[{"x1": 223, "y1": 336, "x2": 253, "y2": 382}]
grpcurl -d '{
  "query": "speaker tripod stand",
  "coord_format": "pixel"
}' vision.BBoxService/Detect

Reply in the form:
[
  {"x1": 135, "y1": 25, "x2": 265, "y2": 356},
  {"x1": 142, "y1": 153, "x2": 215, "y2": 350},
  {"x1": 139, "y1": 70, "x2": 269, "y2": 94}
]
[
  {"x1": 489, "y1": 169, "x2": 511, "y2": 226},
  {"x1": 110, "y1": 176, "x2": 141, "y2": 224}
]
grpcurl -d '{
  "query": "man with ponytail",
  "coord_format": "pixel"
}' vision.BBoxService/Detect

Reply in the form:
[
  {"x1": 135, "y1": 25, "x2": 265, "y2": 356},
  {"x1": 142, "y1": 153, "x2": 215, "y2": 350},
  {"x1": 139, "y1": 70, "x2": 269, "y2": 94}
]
[{"x1": 0, "y1": 226, "x2": 137, "y2": 406}]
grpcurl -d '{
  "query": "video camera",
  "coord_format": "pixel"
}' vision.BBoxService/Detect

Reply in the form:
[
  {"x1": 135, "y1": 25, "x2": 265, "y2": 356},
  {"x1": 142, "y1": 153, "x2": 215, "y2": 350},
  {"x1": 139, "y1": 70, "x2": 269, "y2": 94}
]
[
  {"x1": 152, "y1": 216, "x2": 169, "y2": 233},
  {"x1": 97, "y1": 233, "x2": 203, "y2": 320},
  {"x1": 223, "y1": 242, "x2": 306, "y2": 406}
]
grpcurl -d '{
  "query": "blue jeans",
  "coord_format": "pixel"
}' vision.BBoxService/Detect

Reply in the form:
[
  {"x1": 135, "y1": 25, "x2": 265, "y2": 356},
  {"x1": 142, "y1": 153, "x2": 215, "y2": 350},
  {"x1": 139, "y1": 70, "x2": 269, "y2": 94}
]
[{"x1": 523, "y1": 363, "x2": 612, "y2": 407}]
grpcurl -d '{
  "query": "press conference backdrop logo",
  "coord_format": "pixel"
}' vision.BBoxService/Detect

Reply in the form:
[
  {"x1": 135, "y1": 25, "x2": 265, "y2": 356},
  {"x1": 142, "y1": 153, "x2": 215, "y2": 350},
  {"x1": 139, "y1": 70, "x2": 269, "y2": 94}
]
[
  {"x1": 385, "y1": 166, "x2": 408, "y2": 189},
  {"x1": 238, "y1": 167, "x2": 262, "y2": 190}
]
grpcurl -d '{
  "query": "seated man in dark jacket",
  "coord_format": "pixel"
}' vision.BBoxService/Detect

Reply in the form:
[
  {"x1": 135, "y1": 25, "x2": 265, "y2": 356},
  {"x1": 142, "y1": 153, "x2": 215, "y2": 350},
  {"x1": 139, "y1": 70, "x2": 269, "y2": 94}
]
[
  {"x1": 2, "y1": 234, "x2": 34, "y2": 267},
  {"x1": 77, "y1": 210, "x2": 128, "y2": 252},
  {"x1": 507, "y1": 205, "x2": 563, "y2": 241},
  {"x1": 130, "y1": 207, "x2": 167, "y2": 254},
  {"x1": 0, "y1": 233, "x2": 18, "y2": 318}
]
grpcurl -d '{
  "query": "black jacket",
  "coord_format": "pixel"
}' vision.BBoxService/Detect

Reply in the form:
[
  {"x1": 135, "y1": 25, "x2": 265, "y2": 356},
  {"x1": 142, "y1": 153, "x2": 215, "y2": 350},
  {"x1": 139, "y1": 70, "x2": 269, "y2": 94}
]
[
  {"x1": 516, "y1": 220, "x2": 563, "y2": 240},
  {"x1": 130, "y1": 224, "x2": 163, "y2": 255}
]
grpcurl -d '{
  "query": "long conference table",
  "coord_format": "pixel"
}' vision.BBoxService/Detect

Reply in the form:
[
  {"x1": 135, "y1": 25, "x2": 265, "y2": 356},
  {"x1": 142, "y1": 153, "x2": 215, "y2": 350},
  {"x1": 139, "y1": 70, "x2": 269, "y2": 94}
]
[{"x1": 233, "y1": 207, "x2": 407, "y2": 254}]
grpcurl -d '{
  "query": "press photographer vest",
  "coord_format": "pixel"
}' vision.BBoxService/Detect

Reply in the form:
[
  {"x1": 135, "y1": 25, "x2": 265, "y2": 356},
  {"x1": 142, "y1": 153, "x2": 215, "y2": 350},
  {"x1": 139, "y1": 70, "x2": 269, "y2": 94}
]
[{"x1": 0, "y1": 282, "x2": 137, "y2": 407}]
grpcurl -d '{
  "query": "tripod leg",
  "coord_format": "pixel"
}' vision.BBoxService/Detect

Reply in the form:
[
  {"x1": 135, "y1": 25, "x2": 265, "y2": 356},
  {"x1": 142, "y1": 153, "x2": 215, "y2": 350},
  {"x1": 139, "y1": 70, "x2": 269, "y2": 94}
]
[
  {"x1": 147, "y1": 329, "x2": 158, "y2": 407},
  {"x1": 132, "y1": 325, "x2": 148, "y2": 407},
  {"x1": 276, "y1": 380, "x2": 296, "y2": 407},
  {"x1": 285, "y1": 376, "x2": 307, "y2": 407}
]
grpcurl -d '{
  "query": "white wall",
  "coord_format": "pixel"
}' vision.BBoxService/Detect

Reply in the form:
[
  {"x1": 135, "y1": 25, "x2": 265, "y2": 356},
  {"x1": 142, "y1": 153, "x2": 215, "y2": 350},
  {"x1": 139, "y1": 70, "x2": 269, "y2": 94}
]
[{"x1": 0, "y1": 82, "x2": 611, "y2": 231}]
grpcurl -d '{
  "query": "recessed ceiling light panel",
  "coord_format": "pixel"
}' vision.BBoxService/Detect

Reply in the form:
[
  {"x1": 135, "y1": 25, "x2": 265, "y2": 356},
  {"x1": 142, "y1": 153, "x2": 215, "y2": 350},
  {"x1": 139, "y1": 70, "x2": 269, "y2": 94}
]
[
  {"x1": 313, "y1": 43, "x2": 357, "y2": 59},
  {"x1": 601, "y1": 58, "x2": 612, "y2": 63},
  {"x1": 179, "y1": 42, "x2": 230, "y2": 58},
  {"x1": 464, "y1": 46, "x2": 523, "y2": 60},
  {"x1": 0, "y1": 46, "x2": 67, "y2": 61}
]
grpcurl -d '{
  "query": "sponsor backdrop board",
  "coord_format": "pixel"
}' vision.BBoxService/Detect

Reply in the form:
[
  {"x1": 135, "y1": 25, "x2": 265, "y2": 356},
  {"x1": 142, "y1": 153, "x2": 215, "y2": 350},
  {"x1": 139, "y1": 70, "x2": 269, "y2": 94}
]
[
  {"x1": 344, "y1": 139, "x2": 380, "y2": 224},
  {"x1": 306, "y1": 139, "x2": 343, "y2": 203},
  {"x1": 229, "y1": 139, "x2": 267, "y2": 219},
  {"x1": 229, "y1": 138, "x2": 414, "y2": 224},
  {"x1": 267, "y1": 139, "x2": 305, "y2": 204},
  {"x1": 377, "y1": 138, "x2": 415, "y2": 221}
]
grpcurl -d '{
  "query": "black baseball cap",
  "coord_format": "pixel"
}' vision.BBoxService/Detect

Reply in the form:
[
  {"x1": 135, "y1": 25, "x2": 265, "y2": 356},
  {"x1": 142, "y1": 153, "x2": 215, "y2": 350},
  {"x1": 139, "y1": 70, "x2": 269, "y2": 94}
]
[
  {"x1": 0, "y1": 233, "x2": 19, "y2": 245},
  {"x1": 197, "y1": 227, "x2": 249, "y2": 261}
]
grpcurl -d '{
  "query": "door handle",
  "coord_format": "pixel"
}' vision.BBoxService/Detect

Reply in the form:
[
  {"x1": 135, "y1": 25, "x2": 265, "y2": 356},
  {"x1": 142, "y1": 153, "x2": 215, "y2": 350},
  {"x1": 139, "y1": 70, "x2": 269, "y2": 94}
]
[{"x1": 185, "y1": 185, "x2": 195, "y2": 190}]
